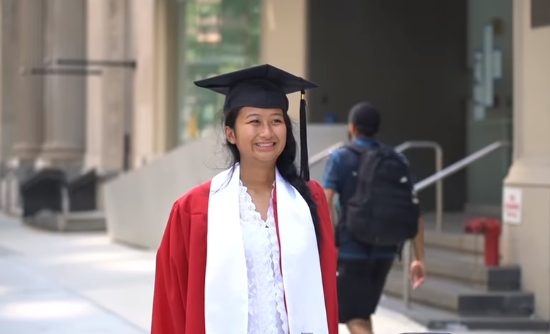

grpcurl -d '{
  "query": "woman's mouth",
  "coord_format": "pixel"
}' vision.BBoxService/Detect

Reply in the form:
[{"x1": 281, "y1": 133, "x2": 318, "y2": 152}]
[
  {"x1": 255, "y1": 142, "x2": 276, "y2": 150},
  {"x1": 256, "y1": 143, "x2": 275, "y2": 147}
]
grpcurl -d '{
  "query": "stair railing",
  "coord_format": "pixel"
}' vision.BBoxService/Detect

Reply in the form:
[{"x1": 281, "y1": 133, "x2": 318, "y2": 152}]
[
  {"x1": 309, "y1": 140, "x2": 444, "y2": 231},
  {"x1": 402, "y1": 140, "x2": 511, "y2": 308},
  {"x1": 394, "y1": 141, "x2": 444, "y2": 231},
  {"x1": 308, "y1": 141, "x2": 345, "y2": 167},
  {"x1": 308, "y1": 140, "x2": 511, "y2": 308},
  {"x1": 414, "y1": 141, "x2": 510, "y2": 192}
]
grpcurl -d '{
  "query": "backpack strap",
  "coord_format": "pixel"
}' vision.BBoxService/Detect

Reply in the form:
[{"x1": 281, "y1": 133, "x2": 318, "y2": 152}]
[{"x1": 347, "y1": 144, "x2": 382, "y2": 204}]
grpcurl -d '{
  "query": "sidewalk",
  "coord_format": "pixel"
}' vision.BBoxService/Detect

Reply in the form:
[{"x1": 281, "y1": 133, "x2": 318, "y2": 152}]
[{"x1": 0, "y1": 212, "x2": 428, "y2": 334}]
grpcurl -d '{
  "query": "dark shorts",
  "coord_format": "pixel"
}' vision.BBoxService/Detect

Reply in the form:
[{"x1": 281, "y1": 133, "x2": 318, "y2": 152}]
[{"x1": 337, "y1": 258, "x2": 395, "y2": 323}]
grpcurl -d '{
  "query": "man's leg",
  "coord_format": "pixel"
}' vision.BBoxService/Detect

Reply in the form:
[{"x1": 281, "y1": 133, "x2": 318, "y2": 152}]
[
  {"x1": 347, "y1": 317, "x2": 373, "y2": 334},
  {"x1": 338, "y1": 260, "x2": 378, "y2": 334},
  {"x1": 359, "y1": 257, "x2": 395, "y2": 333}
]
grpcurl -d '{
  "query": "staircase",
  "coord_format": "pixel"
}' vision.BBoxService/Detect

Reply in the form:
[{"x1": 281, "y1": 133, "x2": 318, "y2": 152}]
[
  {"x1": 381, "y1": 212, "x2": 550, "y2": 331},
  {"x1": 26, "y1": 209, "x2": 106, "y2": 232}
]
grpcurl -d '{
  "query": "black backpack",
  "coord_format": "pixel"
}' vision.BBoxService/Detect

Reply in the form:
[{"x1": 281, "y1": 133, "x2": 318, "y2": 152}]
[{"x1": 344, "y1": 144, "x2": 419, "y2": 246}]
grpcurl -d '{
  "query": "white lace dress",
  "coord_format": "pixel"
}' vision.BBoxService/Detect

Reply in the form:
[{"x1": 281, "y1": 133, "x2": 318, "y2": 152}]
[{"x1": 239, "y1": 181, "x2": 289, "y2": 334}]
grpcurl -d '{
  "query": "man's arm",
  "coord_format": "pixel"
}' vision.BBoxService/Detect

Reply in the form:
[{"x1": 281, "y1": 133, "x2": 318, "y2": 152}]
[
  {"x1": 412, "y1": 217, "x2": 425, "y2": 262},
  {"x1": 408, "y1": 180, "x2": 426, "y2": 287},
  {"x1": 322, "y1": 152, "x2": 341, "y2": 229},
  {"x1": 397, "y1": 151, "x2": 425, "y2": 262},
  {"x1": 324, "y1": 189, "x2": 337, "y2": 229}
]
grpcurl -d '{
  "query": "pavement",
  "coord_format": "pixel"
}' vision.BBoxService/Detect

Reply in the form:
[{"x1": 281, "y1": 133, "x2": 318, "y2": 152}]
[
  {"x1": 0, "y1": 212, "x2": 430, "y2": 334},
  {"x1": 0, "y1": 211, "x2": 534, "y2": 334}
]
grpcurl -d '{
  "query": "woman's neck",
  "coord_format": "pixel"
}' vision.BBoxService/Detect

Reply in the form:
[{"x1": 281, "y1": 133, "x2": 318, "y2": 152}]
[{"x1": 239, "y1": 161, "x2": 275, "y2": 191}]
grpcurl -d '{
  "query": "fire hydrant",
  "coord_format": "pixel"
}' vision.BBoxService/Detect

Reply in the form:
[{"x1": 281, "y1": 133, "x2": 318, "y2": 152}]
[{"x1": 464, "y1": 218, "x2": 502, "y2": 267}]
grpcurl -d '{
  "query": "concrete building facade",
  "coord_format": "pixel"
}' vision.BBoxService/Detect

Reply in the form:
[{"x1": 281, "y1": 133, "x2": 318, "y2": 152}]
[{"x1": 1, "y1": 0, "x2": 550, "y2": 326}]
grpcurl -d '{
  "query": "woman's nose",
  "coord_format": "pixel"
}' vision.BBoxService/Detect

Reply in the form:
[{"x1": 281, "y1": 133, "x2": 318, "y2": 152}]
[{"x1": 259, "y1": 123, "x2": 274, "y2": 138}]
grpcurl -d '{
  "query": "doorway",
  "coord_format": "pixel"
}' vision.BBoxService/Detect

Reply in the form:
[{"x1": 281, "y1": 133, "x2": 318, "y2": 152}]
[{"x1": 307, "y1": 0, "x2": 468, "y2": 212}]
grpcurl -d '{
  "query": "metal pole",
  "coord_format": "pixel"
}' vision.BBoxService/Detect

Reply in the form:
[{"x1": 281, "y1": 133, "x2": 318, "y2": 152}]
[
  {"x1": 414, "y1": 141, "x2": 510, "y2": 192},
  {"x1": 402, "y1": 240, "x2": 411, "y2": 308},
  {"x1": 395, "y1": 141, "x2": 445, "y2": 232},
  {"x1": 435, "y1": 146, "x2": 444, "y2": 232}
]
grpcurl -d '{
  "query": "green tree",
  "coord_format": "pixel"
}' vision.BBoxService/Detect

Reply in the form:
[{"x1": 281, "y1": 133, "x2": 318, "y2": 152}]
[{"x1": 176, "y1": 0, "x2": 262, "y2": 144}]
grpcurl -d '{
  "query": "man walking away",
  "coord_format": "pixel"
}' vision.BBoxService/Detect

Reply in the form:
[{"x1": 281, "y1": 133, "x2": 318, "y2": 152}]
[{"x1": 323, "y1": 102, "x2": 426, "y2": 334}]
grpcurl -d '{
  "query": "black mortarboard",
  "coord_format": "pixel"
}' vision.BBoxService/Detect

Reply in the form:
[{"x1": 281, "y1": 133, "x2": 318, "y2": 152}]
[{"x1": 194, "y1": 64, "x2": 318, "y2": 181}]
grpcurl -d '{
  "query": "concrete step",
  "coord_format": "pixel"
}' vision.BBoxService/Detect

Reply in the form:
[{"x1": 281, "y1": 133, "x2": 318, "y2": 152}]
[
  {"x1": 393, "y1": 247, "x2": 520, "y2": 291},
  {"x1": 424, "y1": 229, "x2": 484, "y2": 255},
  {"x1": 384, "y1": 267, "x2": 535, "y2": 317},
  {"x1": 64, "y1": 211, "x2": 106, "y2": 232},
  {"x1": 380, "y1": 295, "x2": 550, "y2": 331},
  {"x1": 23, "y1": 209, "x2": 106, "y2": 232}
]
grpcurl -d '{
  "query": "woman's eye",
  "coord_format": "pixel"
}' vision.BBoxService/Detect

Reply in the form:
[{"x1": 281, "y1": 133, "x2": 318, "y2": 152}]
[{"x1": 249, "y1": 118, "x2": 282, "y2": 124}]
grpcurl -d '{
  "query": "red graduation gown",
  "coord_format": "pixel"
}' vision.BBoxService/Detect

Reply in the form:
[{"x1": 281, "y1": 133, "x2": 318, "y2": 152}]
[{"x1": 151, "y1": 179, "x2": 338, "y2": 334}]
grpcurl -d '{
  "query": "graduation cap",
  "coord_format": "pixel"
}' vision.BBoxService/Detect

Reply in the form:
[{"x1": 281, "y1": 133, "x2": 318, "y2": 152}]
[{"x1": 194, "y1": 64, "x2": 318, "y2": 181}]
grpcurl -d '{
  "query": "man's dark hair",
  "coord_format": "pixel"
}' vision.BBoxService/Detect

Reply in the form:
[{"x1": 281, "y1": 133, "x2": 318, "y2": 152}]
[{"x1": 348, "y1": 101, "x2": 381, "y2": 137}]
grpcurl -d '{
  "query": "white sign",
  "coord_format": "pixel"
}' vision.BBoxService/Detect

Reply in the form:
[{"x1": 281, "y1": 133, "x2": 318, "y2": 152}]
[{"x1": 503, "y1": 187, "x2": 523, "y2": 224}]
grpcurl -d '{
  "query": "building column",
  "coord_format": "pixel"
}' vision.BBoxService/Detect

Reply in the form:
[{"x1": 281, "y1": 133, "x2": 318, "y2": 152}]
[
  {"x1": 130, "y1": 0, "x2": 157, "y2": 169},
  {"x1": 0, "y1": 0, "x2": 5, "y2": 164},
  {"x1": 84, "y1": 0, "x2": 131, "y2": 173},
  {"x1": 40, "y1": 0, "x2": 86, "y2": 168},
  {"x1": 501, "y1": 0, "x2": 550, "y2": 320},
  {"x1": 154, "y1": 0, "x2": 179, "y2": 154},
  {"x1": 260, "y1": 0, "x2": 307, "y2": 120},
  {"x1": 12, "y1": 0, "x2": 45, "y2": 163},
  {"x1": 0, "y1": 0, "x2": 19, "y2": 166}
]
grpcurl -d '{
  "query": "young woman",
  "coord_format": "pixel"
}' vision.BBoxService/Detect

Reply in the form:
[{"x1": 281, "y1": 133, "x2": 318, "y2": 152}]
[{"x1": 151, "y1": 64, "x2": 338, "y2": 334}]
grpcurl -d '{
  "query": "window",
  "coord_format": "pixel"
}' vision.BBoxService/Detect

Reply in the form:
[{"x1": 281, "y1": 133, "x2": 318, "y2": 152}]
[{"x1": 176, "y1": 0, "x2": 262, "y2": 144}]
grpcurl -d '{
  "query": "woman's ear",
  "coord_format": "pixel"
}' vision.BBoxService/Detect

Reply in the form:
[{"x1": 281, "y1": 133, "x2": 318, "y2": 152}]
[{"x1": 225, "y1": 126, "x2": 236, "y2": 144}]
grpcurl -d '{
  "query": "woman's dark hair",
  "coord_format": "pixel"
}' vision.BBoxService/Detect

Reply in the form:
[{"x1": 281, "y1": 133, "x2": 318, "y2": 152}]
[{"x1": 223, "y1": 107, "x2": 321, "y2": 245}]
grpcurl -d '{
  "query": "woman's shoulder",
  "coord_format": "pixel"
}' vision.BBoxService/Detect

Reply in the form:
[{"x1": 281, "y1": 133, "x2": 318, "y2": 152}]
[{"x1": 173, "y1": 180, "x2": 212, "y2": 215}]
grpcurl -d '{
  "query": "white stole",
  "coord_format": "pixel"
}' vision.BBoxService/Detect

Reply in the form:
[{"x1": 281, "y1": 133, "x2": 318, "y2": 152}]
[{"x1": 205, "y1": 164, "x2": 328, "y2": 334}]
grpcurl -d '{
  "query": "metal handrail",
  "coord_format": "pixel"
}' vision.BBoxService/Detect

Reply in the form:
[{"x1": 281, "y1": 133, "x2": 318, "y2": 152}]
[
  {"x1": 401, "y1": 140, "x2": 511, "y2": 308},
  {"x1": 394, "y1": 141, "x2": 444, "y2": 232},
  {"x1": 309, "y1": 140, "x2": 444, "y2": 231},
  {"x1": 394, "y1": 141, "x2": 444, "y2": 310},
  {"x1": 414, "y1": 141, "x2": 510, "y2": 192},
  {"x1": 309, "y1": 141, "x2": 345, "y2": 167},
  {"x1": 309, "y1": 139, "x2": 511, "y2": 309}
]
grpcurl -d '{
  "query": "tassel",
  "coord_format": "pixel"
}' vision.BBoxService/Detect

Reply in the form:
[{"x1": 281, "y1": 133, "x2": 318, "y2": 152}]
[{"x1": 299, "y1": 89, "x2": 310, "y2": 181}]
